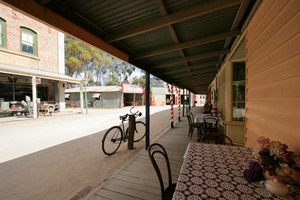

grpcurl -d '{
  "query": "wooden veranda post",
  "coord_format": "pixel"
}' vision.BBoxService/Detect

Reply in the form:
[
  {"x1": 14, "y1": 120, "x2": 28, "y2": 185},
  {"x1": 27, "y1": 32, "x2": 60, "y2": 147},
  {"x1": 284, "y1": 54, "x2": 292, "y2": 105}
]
[
  {"x1": 176, "y1": 87, "x2": 181, "y2": 122},
  {"x1": 31, "y1": 76, "x2": 37, "y2": 118},
  {"x1": 145, "y1": 71, "x2": 150, "y2": 150},
  {"x1": 183, "y1": 89, "x2": 185, "y2": 117},
  {"x1": 170, "y1": 85, "x2": 174, "y2": 128},
  {"x1": 127, "y1": 114, "x2": 135, "y2": 150},
  {"x1": 166, "y1": 83, "x2": 174, "y2": 128}
]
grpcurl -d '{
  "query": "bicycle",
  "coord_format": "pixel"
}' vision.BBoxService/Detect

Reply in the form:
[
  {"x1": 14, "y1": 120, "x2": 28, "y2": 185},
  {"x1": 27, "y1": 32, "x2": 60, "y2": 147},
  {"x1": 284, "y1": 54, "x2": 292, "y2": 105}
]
[{"x1": 102, "y1": 107, "x2": 146, "y2": 155}]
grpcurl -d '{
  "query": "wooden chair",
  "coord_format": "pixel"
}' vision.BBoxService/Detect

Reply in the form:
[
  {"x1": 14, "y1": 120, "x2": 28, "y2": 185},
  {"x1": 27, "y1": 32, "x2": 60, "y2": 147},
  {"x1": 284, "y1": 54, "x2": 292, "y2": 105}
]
[
  {"x1": 187, "y1": 112, "x2": 202, "y2": 139},
  {"x1": 148, "y1": 143, "x2": 177, "y2": 200},
  {"x1": 200, "y1": 133, "x2": 233, "y2": 145},
  {"x1": 202, "y1": 116, "x2": 219, "y2": 134}
]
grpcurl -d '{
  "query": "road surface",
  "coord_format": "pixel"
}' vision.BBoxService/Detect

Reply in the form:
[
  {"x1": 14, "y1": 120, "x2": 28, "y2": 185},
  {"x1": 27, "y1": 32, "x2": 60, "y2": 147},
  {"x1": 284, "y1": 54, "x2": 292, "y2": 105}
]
[{"x1": 0, "y1": 105, "x2": 187, "y2": 200}]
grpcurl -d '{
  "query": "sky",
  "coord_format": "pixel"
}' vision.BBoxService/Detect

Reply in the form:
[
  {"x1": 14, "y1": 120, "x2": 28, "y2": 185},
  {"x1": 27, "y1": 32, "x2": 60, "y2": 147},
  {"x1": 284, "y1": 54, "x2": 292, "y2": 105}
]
[{"x1": 128, "y1": 68, "x2": 145, "y2": 82}]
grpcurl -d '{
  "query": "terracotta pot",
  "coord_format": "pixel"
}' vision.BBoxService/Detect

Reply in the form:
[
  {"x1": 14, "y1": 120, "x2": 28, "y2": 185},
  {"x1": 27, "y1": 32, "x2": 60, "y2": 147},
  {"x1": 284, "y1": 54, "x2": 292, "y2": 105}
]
[{"x1": 263, "y1": 170, "x2": 285, "y2": 182}]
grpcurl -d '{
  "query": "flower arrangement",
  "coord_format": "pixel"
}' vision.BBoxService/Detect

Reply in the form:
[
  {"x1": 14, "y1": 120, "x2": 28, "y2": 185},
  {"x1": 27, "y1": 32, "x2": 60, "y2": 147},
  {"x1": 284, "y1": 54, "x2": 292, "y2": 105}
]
[{"x1": 252, "y1": 136, "x2": 299, "y2": 177}]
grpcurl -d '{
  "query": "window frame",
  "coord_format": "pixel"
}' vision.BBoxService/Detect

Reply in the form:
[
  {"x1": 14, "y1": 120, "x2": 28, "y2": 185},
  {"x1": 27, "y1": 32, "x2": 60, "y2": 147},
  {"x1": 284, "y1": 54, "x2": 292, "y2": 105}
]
[
  {"x1": 232, "y1": 61, "x2": 246, "y2": 122},
  {"x1": 0, "y1": 18, "x2": 6, "y2": 48},
  {"x1": 20, "y1": 27, "x2": 37, "y2": 56}
]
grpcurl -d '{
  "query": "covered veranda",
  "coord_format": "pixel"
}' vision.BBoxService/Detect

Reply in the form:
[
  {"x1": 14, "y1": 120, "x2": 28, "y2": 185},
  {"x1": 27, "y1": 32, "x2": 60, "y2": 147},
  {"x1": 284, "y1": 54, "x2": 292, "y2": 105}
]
[
  {"x1": 0, "y1": 0, "x2": 261, "y2": 145},
  {"x1": 1, "y1": 0, "x2": 299, "y2": 199},
  {"x1": 86, "y1": 106, "x2": 202, "y2": 200}
]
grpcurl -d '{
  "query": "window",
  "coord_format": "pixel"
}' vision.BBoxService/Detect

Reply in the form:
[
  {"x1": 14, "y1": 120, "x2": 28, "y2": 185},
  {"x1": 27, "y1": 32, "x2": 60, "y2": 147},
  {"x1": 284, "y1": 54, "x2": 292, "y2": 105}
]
[
  {"x1": 20, "y1": 27, "x2": 37, "y2": 55},
  {"x1": 232, "y1": 62, "x2": 245, "y2": 122},
  {"x1": 0, "y1": 18, "x2": 6, "y2": 48}
]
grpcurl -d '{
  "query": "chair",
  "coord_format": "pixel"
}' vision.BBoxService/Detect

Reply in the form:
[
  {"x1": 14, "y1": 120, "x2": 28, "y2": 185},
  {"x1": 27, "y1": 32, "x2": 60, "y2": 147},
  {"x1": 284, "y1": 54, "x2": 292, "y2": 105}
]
[
  {"x1": 148, "y1": 143, "x2": 177, "y2": 200},
  {"x1": 201, "y1": 133, "x2": 233, "y2": 145},
  {"x1": 202, "y1": 116, "x2": 219, "y2": 134},
  {"x1": 187, "y1": 112, "x2": 202, "y2": 139}
]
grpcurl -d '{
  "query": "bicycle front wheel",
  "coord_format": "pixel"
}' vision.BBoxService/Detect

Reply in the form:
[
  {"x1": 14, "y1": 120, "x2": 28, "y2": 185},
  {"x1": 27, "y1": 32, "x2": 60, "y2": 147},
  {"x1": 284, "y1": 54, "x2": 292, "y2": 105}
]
[
  {"x1": 126, "y1": 121, "x2": 146, "y2": 142},
  {"x1": 102, "y1": 126, "x2": 123, "y2": 156}
]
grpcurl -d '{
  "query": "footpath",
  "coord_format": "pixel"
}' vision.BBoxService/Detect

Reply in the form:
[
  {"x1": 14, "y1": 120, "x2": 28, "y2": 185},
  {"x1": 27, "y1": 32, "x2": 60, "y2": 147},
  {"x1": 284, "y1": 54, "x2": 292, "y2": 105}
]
[
  {"x1": 84, "y1": 106, "x2": 203, "y2": 200},
  {"x1": 0, "y1": 105, "x2": 198, "y2": 200}
]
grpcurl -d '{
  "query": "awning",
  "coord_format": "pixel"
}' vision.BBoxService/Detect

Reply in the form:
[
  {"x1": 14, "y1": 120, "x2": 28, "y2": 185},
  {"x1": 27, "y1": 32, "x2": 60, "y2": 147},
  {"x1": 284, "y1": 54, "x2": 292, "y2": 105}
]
[
  {"x1": 92, "y1": 93, "x2": 101, "y2": 98},
  {"x1": 0, "y1": 63, "x2": 81, "y2": 84},
  {"x1": 66, "y1": 86, "x2": 121, "y2": 93},
  {"x1": 122, "y1": 83, "x2": 144, "y2": 94}
]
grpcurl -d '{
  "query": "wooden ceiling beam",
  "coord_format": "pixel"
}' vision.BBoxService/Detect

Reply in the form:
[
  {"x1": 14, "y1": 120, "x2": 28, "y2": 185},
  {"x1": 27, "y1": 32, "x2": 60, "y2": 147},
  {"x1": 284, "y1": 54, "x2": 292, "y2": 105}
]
[
  {"x1": 167, "y1": 67, "x2": 216, "y2": 77},
  {"x1": 173, "y1": 71, "x2": 216, "y2": 79},
  {"x1": 184, "y1": 83, "x2": 208, "y2": 88},
  {"x1": 218, "y1": 0, "x2": 250, "y2": 65},
  {"x1": 135, "y1": 30, "x2": 240, "y2": 59},
  {"x1": 178, "y1": 76, "x2": 215, "y2": 83},
  {"x1": 106, "y1": 0, "x2": 240, "y2": 43},
  {"x1": 154, "y1": 0, "x2": 190, "y2": 72},
  {"x1": 152, "y1": 49, "x2": 229, "y2": 69},
  {"x1": 179, "y1": 80, "x2": 211, "y2": 85},
  {"x1": 161, "y1": 61, "x2": 222, "y2": 74}
]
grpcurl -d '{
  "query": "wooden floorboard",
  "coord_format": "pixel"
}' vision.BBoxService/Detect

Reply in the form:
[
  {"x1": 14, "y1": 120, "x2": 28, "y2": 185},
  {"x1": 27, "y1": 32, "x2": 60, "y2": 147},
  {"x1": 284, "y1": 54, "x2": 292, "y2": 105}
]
[
  {"x1": 88, "y1": 107, "x2": 203, "y2": 200},
  {"x1": 107, "y1": 179, "x2": 160, "y2": 195},
  {"x1": 114, "y1": 174, "x2": 160, "y2": 189}
]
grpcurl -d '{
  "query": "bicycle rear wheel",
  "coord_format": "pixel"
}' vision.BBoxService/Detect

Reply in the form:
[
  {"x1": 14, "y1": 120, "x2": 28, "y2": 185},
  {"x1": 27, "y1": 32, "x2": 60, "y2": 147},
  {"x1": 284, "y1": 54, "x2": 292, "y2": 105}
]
[
  {"x1": 126, "y1": 121, "x2": 146, "y2": 142},
  {"x1": 102, "y1": 126, "x2": 123, "y2": 155}
]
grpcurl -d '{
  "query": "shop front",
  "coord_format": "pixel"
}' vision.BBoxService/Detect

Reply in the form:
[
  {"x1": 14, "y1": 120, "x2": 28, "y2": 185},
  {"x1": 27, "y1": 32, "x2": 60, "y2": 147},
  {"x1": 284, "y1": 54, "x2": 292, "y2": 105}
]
[
  {"x1": 122, "y1": 83, "x2": 144, "y2": 106},
  {"x1": 0, "y1": 64, "x2": 81, "y2": 118}
]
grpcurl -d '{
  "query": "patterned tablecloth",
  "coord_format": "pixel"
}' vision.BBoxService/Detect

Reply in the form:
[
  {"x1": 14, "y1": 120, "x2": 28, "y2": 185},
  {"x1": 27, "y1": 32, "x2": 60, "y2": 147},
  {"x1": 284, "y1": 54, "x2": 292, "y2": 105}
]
[{"x1": 172, "y1": 143, "x2": 300, "y2": 200}]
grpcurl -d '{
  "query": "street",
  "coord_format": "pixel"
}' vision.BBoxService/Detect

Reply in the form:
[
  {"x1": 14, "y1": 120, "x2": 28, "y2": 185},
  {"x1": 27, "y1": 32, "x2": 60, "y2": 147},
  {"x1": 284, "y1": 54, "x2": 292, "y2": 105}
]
[{"x1": 0, "y1": 105, "x2": 185, "y2": 200}]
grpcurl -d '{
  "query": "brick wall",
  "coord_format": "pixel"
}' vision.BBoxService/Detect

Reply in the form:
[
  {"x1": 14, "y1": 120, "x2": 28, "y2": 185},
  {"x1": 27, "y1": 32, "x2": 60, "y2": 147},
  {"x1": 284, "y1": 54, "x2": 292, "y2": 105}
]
[{"x1": 0, "y1": 3, "x2": 58, "y2": 72}]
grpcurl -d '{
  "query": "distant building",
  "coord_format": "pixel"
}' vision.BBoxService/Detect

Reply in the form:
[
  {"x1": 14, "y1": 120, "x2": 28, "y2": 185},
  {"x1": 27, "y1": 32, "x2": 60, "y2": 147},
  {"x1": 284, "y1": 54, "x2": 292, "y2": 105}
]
[
  {"x1": 0, "y1": 3, "x2": 80, "y2": 117},
  {"x1": 150, "y1": 78, "x2": 166, "y2": 106},
  {"x1": 65, "y1": 83, "x2": 144, "y2": 108},
  {"x1": 151, "y1": 78, "x2": 191, "y2": 106}
]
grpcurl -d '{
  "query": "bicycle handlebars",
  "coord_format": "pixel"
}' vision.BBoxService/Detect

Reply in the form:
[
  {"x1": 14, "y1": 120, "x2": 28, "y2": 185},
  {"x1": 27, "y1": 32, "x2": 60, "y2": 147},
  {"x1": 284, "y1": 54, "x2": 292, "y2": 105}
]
[{"x1": 129, "y1": 106, "x2": 142, "y2": 118}]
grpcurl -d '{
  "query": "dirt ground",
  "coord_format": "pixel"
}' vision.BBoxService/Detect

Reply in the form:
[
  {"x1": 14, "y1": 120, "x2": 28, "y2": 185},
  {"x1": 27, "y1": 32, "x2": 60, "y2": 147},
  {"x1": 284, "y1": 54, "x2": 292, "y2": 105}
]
[{"x1": 0, "y1": 105, "x2": 188, "y2": 200}]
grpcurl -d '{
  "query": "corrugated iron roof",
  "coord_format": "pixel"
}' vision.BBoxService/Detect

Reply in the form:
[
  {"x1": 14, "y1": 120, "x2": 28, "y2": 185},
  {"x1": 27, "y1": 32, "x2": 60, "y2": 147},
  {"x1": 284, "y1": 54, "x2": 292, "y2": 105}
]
[
  {"x1": 3, "y1": 0, "x2": 259, "y2": 93},
  {"x1": 66, "y1": 86, "x2": 121, "y2": 93},
  {"x1": 0, "y1": 63, "x2": 81, "y2": 84}
]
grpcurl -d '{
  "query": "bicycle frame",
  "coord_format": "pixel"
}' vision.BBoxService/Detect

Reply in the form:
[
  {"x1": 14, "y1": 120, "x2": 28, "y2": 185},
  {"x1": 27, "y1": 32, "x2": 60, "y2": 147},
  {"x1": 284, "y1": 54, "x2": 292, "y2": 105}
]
[
  {"x1": 102, "y1": 106, "x2": 145, "y2": 156},
  {"x1": 119, "y1": 118, "x2": 128, "y2": 141}
]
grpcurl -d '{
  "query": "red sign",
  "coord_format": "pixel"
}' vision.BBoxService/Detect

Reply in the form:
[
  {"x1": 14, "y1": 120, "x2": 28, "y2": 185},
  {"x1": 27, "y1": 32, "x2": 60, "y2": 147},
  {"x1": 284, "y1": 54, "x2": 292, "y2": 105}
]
[
  {"x1": 122, "y1": 83, "x2": 144, "y2": 94},
  {"x1": 35, "y1": 77, "x2": 41, "y2": 84}
]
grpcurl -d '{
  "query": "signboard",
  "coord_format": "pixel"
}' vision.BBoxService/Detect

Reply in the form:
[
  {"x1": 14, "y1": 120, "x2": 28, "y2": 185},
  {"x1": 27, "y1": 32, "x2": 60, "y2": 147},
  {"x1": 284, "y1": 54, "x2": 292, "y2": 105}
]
[
  {"x1": 35, "y1": 77, "x2": 41, "y2": 84},
  {"x1": 122, "y1": 83, "x2": 144, "y2": 94}
]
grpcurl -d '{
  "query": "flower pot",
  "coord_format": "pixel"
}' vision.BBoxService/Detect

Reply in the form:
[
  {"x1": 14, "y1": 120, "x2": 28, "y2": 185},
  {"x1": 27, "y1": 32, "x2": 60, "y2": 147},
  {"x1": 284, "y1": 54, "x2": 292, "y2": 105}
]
[{"x1": 263, "y1": 170, "x2": 285, "y2": 182}]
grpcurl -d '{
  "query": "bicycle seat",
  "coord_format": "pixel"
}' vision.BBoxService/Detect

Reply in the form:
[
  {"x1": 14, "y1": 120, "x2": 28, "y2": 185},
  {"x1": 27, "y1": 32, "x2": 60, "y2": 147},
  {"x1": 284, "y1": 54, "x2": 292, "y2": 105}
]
[{"x1": 119, "y1": 114, "x2": 128, "y2": 121}]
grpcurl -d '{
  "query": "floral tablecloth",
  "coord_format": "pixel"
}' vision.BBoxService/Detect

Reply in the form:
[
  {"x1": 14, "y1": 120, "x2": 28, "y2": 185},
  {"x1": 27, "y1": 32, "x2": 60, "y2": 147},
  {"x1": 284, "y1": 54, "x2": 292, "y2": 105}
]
[{"x1": 172, "y1": 143, "x2": 300, "y2": 200}]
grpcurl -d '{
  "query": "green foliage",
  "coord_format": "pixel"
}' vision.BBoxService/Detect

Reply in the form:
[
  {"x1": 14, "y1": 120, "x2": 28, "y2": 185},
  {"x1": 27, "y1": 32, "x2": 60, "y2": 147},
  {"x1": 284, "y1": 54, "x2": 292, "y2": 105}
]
[
  {"x1": 106, "y1": 74, "x2": 121, "y2": 86},
  {"x1": 131, "y1": 75, "x2": 145, "y2": 87},
  {"x1": 102, "y1": 57, "x2": 135, "y2": 86},
  {"x1": 65, "y1": 35, "x2": 136, "y2": 86}
]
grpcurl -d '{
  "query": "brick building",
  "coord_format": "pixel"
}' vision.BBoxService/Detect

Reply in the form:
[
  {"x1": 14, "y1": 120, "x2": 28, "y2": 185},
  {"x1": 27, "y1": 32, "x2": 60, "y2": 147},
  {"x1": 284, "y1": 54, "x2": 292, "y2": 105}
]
[{"x1": 0, "y1": 3, "x2": 80, "y2": 117}]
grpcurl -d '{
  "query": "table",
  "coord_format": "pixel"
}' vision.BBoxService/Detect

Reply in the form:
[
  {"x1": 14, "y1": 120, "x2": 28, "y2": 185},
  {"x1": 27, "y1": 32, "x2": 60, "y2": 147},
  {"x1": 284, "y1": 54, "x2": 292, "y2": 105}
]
[{"x1": 172, "y1": 143, "x2": 300, "y2": 200}]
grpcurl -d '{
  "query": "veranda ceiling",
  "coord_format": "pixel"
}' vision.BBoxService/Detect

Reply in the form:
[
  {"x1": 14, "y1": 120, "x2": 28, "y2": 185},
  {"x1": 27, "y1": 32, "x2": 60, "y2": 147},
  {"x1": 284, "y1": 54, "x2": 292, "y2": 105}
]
[{"x1": 2, "y1": 0, "x2": 259, "y2": 94}]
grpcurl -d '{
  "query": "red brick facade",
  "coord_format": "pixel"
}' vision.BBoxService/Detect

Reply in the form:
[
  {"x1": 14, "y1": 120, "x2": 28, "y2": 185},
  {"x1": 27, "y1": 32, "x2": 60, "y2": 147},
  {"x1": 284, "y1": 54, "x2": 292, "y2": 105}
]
[{"x1": 0, "y1": 3, "x2": 58, "y2": 72}]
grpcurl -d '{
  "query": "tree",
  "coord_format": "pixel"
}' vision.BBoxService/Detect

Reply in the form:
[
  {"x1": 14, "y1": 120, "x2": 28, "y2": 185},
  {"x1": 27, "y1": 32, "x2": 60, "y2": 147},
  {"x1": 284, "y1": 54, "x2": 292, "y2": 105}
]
[
  {"x1": 65, "y1": 35, "x2": 108, "y2": 85},
  {"x1": 120, "y1": 61, "x2": 135, "y2": 83},
  {"x1": 94, "y1": 54, "x2": 111, "y2": 85},
  {"x1": 102, "y1": 57, "x2": 135, "y2": 86},
  {"x1": 65, "y1": 35, "x2": 136, "y2": 86},
  {"x1": 131, "y1": 75, "x2": 145, "y2": 87},
  {"x1": 106, "y1": 74, "x2": 121, "y2": 86}
]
